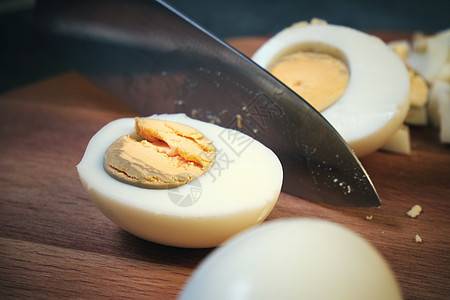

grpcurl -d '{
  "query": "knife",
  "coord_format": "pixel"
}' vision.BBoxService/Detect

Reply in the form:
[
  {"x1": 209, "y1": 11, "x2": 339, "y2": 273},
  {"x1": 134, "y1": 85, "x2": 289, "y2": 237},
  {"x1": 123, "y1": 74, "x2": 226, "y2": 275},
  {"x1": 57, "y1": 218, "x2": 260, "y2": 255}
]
[{"x1": 34, "y1": 0, "x2": 380, "y2": 207}]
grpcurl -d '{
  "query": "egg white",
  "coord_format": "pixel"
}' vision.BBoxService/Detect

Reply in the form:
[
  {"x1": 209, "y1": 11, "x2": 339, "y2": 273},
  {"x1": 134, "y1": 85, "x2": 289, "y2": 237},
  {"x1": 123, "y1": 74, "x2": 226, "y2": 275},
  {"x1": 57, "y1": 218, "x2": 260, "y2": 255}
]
[
  {"x1": 179, "y1": 218, "x2": 402, "y2": 300},
  {"x1": 252, "y1": 24, "x2": 410, "y2": 157},
  {"x1": 77, "y1": 113, "x2": 283, "y2": 248}
]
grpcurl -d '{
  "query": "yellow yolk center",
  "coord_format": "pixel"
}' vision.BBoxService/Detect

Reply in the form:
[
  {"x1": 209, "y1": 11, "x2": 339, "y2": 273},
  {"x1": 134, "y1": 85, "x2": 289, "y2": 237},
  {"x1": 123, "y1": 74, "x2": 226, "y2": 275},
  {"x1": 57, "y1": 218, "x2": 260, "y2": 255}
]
[
  {"x1": 268, "y1": 51, "x2": 350, "y2": 111},
  {"x1": 104, "y1": 118, "x2": 215, "y2": 189}
]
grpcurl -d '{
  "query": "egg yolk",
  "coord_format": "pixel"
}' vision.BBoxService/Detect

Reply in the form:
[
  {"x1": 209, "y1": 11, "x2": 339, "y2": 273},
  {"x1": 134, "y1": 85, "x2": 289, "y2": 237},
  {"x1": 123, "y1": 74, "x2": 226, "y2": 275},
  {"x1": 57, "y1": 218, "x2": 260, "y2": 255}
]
[
  {"x1": 268, "y1": 51, "x2": 350, "y2": 111},
  {"x1": 103, "y1": 117, "x2": 216, "y2": 189}
]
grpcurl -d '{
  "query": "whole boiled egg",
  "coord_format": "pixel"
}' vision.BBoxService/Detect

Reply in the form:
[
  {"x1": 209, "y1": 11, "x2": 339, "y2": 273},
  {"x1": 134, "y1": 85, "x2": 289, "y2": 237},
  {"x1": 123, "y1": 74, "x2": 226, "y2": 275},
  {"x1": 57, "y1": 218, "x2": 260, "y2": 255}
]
[
  {"x1": 77, "y1": 113, "x2": 283, "y2": 248},
  {"x1": 252, "y1": 20, "x2": 410, "y2": 157},
  {"x1": 179, "y1": 218, "x2": 402, "y2": 300}
]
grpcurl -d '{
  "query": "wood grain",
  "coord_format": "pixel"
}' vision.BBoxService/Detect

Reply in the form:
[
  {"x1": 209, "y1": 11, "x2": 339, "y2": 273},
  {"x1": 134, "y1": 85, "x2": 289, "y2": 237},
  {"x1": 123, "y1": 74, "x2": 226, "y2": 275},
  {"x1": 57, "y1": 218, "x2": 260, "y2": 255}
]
[{"x1": 1, "y1": 33, "x2": 449, "y2": 299}]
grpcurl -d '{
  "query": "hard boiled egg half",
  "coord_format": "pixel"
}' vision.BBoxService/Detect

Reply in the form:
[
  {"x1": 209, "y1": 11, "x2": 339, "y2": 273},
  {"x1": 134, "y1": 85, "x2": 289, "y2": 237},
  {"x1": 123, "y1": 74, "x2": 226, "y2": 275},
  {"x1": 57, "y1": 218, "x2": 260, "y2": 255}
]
[
  {"x1": 179, "y1": 218, "x2": 402, "y2": 300},
  {"x1": 252, "y1": 20, "x2": 411, "y2": 157},
  {"x1": 77, "y1": 113, "x2": 283, "y2": 248}
]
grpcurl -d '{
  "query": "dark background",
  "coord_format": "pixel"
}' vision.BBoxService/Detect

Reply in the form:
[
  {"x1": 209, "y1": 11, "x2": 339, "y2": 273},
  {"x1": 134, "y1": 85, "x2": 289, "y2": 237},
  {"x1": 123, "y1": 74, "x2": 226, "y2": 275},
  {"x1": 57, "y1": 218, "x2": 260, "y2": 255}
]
[
  {"x1": 1, "y1": 0, "x2": 449, "y2": 93},
  {"x1": 165, "y1": 0, "x2": 449, "y2": 37}
]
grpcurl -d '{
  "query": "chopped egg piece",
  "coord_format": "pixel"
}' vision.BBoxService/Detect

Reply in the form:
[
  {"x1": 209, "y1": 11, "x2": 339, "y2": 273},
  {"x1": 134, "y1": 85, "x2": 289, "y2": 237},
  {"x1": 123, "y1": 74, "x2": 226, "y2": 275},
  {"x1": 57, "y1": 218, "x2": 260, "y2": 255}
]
[
  {"x1": 406, "y1": 29, "x2": 450, "y2": 143},
  {"x1": 387, "y1": 28, "x2": 450, "y2": 148},
  {"x1": 409, "y1": 29, "x2": 450, "y2": 83},
  {"x1": 439, "y1": 92, "x2": 450, "y2": 143},
  {"x1": 428, "y1": 64, "x2": 450, "y2": 143},
  {"x1": 428, "y1": 79, "x2": 449, "y2": 128},
  {"x1": 408, "y1": 68, "x2": 429, "y2": 107},
  {"x1": 390, "y1": 40, "x2": 411, "y2": 62},
  {"x1": 389, "y1": 40, "x2": 429, "y2": 109},
  {"x1": 381, "y1": 124, "x2": 411, "y2": 155},
  {"x1": 252, "y1": 20, "x2": 410, "y2": 157},
  {"x1": 379, "y1": 39, "x2": 430, "y2": 154},
  {"x1": 77, "y1": 114, "x2": 283, "y2": 248}
]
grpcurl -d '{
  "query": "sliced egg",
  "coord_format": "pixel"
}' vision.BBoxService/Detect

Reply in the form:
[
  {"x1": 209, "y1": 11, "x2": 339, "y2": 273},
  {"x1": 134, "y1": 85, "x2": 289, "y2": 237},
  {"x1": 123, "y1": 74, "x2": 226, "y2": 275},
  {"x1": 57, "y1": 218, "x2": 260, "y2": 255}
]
[
  {"x1": 179, "y1": 218, "x2": 402, "y2": 300},
  {"x1": 252, "y1": 21, "x2": 410, "y2": 157},
  {"x1": 77, "y1": 114, "x2": 283, "y2": 248}
]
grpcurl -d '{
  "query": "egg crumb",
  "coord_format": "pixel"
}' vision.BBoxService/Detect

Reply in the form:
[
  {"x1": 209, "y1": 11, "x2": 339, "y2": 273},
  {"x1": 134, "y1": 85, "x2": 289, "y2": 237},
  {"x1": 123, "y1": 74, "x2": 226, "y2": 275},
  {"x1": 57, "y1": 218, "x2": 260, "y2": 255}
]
[
  {"x1": 406, "y1": 204, "x2": 422, "y2": 218},
  {"x1": 415, "y1": 234, "x2": 423, "y2": 243},
  {"x1": 292, "y1": 18, "x2": 328, "y2": 28},
  {"x1": 104, "y1": 117, "x2": 215, "y2": 189},
  {"x1": 236, "y1": 114, "x2": 243, "y2": 129},
  {"x1": 365, "y1": 215, "x2": 373, "y2": 221}
]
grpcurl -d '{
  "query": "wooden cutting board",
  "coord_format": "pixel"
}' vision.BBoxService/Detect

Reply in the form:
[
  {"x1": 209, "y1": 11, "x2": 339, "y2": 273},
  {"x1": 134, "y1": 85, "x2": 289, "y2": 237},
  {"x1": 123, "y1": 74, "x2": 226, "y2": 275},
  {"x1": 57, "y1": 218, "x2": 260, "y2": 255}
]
[{"x1": 0, "y1": 33, "x2": 449, "y2": 299}]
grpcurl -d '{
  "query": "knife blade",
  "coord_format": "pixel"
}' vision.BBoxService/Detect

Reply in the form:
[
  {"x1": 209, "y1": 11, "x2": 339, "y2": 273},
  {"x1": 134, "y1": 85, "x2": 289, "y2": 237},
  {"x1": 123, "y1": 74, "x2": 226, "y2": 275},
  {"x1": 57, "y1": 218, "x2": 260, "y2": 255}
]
[{"x1": 34, "y1": 0, "x2": 380, "y2": 206}]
